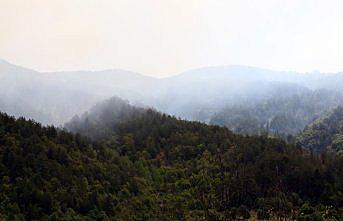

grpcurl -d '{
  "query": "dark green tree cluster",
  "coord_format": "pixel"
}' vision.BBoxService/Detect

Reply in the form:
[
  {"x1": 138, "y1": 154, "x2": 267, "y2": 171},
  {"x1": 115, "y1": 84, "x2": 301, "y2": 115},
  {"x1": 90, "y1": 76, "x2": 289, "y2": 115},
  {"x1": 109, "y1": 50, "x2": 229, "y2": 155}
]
[
  {"x1": 67, "y1": 97, "x2": 342, "y2": 220},
  {"x1": 0, "y1": 97, "x2": 342, "y2": 220},
  {"x1": 0, "y1": 112, "x2": 160, "y2": 220}
]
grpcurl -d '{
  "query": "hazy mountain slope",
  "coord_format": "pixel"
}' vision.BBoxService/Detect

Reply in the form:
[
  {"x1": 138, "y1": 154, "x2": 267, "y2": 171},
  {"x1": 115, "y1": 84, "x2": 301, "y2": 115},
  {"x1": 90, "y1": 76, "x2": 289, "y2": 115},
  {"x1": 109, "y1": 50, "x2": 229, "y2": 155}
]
[
  {"x1": 154, "y1": 66, "x2": 343, "y2": 122},
  {"x1": 303, "y1": 72, "x2": 343, "y2": 93},
  {"x1": 1, "y1": 59, "x2": 343, "y2": 128},
  {"x1": 0, "y1": 60, "x2": 57, "y2": 123},
  {"x1": 297, "y1": 106, "x2": 343, "y2": 153},
  {"x1": 210, "y1": 89, "x2": 343, "y2": 136},
  {"x1": 154, "y1": 66, "x2": 300, "y2": 120},
  {"x1": 44, "y1": 69, "x2": 157, "y2": 100},
  {"x1": 0, "y1": 59, "x2": 156, "y2": 125},
  {"x1": 65, "y1": 97, "x2": 149, "y2": 140}
]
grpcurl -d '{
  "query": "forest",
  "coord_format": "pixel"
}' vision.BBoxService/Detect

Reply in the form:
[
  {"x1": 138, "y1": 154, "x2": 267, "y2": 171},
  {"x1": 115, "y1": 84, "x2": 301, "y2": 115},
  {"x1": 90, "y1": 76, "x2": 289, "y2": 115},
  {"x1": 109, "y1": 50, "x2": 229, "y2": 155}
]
[
  {"x1": 1, "y1": 97, "x2": 342, "y2": 220},
  {"x1": 297, "y1": 105, "x2": 343, "y2": 154}
]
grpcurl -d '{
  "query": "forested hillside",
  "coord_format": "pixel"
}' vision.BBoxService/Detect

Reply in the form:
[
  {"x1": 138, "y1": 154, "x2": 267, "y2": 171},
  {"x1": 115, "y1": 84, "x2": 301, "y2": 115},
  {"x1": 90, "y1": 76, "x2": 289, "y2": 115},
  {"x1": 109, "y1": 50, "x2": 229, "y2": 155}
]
[
  {"x1": 64, "y1": 97, "x2": 342, "y2": 220},
  {"x1": 210, "y1": 89, "x2": 343, "y2": 137},
  {"x1": 1, "y1": 98, "x2": 342, "y2": 220},
  {"x1": 297, "y1": 106, "x2": 343, "y2": 154}
]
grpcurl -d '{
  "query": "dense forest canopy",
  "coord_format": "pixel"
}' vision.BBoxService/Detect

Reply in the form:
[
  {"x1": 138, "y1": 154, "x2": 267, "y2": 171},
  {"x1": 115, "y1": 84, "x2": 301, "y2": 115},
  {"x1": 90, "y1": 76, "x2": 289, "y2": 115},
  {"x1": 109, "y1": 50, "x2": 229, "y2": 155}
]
[
  {"x1": 64, "y1": 97, "x2": 343, "y2": 220},
  {"x1": 297, "y1": 106, "x2": 343, "y2": 154},
  {"x1": 0, "y1": 97, "x2": 342, "y2": 219}
]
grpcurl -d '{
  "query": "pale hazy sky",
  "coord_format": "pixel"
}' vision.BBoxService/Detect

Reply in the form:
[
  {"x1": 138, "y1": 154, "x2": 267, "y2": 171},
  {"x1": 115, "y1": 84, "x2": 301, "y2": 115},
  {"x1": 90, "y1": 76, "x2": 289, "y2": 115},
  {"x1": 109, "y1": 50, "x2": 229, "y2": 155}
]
[{"x1": 1, "y1": 0, "x2": 343, "y2": 76}]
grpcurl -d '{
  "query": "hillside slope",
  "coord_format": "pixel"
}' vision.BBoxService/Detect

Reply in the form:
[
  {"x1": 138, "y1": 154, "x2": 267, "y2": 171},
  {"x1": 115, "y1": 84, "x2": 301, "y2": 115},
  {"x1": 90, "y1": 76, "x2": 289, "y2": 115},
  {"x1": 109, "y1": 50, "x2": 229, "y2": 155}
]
[
  {"x1": 210, "y1": 89, "x2": 343, "y2": 137},
  {"x1": 297, "y1": 106, "x2": 343, "y2": 154},
  {"x1": 0, "y1": 103, "x2": 342, "y2": 219},
  {"x1": 65, "y1": 97, "x2": 343, "y2": 220}
]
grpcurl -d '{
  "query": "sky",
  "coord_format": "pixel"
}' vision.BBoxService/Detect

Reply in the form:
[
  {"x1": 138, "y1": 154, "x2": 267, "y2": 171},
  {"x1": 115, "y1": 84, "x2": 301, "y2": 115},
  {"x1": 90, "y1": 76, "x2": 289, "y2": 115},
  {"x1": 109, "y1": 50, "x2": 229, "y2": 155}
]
[{"x1": 1, "y1": 0, "x2": 343, "y2": 77}]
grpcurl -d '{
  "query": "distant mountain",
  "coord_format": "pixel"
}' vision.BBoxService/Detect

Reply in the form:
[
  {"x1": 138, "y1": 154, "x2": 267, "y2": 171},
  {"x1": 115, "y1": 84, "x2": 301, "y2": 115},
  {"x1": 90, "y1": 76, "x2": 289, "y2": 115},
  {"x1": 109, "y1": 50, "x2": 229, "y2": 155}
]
[
  {"x1": 0, "y1": 59, "x2": 156, "y2": 125},
  {"x1": 297, "y1": 106, "x2": 343, "y2": 153},
  {"x1": 1, "y1": 59, "x2": 343, "y2": 129},
  {"x1": 159, "y1": 66, "x2": 343, "y2": 122}
]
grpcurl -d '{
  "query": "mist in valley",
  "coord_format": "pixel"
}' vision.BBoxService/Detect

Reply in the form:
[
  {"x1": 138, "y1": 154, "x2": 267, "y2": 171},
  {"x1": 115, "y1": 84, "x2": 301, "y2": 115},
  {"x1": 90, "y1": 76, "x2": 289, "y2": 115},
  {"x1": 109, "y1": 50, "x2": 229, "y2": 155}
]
[{"x1": 1, "y1": 58, "x2": 343, "y2": 138}]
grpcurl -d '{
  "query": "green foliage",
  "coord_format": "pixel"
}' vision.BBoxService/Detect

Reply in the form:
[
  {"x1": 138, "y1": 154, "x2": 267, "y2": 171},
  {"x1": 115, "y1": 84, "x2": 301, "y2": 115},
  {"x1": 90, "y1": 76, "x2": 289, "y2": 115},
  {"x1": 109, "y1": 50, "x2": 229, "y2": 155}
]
[
  {"x1": 297, "y1": 105, "x2": 343, "y2": 152},
  {"x1": 0, "y1": 98, "x2": 342, "y2": 219}
]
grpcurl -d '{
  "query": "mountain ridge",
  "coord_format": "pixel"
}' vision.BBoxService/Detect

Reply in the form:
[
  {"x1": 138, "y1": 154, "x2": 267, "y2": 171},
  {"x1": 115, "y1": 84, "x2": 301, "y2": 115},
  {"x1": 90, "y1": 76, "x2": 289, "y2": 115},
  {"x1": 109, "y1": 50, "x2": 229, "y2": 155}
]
[
  {"x1": 3, "y1": 58, "x2": 343, "y2": 79},
  {"x1": 1, "y1": 58, "x2": 343, "y2": 129}
]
